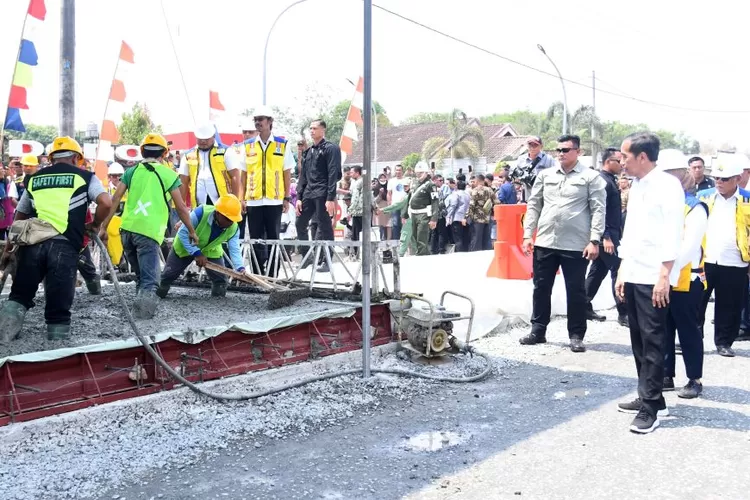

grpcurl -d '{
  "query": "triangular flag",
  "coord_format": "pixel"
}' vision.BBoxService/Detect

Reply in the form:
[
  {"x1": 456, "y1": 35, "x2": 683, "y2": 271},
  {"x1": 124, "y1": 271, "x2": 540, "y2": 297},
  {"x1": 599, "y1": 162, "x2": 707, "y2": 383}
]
[
  {"x1": 27, "y1": 0, "x2": 46, "y2": 21},
  {"x1": 119, "y1": 41, "x2": 135, "y2": 63},
  {"x1": 209, "y1": 90, "x2": 225, "y2": 111}
]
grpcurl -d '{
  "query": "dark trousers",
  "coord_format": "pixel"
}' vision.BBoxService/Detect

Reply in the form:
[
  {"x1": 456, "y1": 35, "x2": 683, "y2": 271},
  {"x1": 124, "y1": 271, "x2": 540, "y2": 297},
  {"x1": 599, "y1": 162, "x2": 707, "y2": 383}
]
[
  {"x1": 530, "y1": 246, "x2": 588, "y2": 339},
  {"x1": 160, "y1": 249, "x2": 226, "y2": 286},
  {"x1": 391, "y1": 212, "x2": 402, "y2": 241},
  {"x1": 469, "y1": 222, "x2": 489, "y2": 252},
  {"x1": 429, "y1": 218, "x2": 450, "y2": 255},
  {"x1": 625, "y1": 282, "x2": 667, "y2": 409},
  {"x1": 296, "y1": 198, "x2": 334, "y2": 264},
  {"x1": 451, "y1": 221, "x2": 468, "y2": 252},
  {"x1": 77, "y1": 246, "x2": 99, "y2": 282},
  {"x1": 665, "y1": 279, "x2": 704, "y2": 380},
  {"x1": 238, "y1": 211, "x2": 249, "y2": 240},
  {"x1": 248, "y1": 205, "x2": 283, "y2": 275},
  {"x1": 122, "y1": 230, "x2": 162, "y2": 293},
  {"x1": 699, "y1": 262, "x2": 748, "y2": 347},
  {"x1": 10, "y1": 239, "x2": 78, "y2": 325},
  {"x1": 584, "y1": 249, "x2": 627, "y2": 316},
  {"x1": 351, "y1": 215, "x2": 363, "y2": 257}
]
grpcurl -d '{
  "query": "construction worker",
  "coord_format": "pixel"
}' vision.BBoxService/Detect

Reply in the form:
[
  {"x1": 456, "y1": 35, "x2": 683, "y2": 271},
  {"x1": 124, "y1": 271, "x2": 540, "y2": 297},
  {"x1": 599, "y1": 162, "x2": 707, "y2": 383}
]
[
  {"x1": 101, "y1": 133, "x2": 197, "y2": 319},
  {"x1": 105, "y1": 162, "x2": 127, "y2": 269},
  {"x1": 179, "y1": 122, "x2": 241, "y2": 209},
  {"x1": 402, "y1": 162, "x2": 439, "y2": 256},
  {"x1": 228, "y1": 106, "x2": 295, "y2": 275},
  {"x1": 234, "y1": 118, "x2": 259, "y2": 239},
  {"x1": 0, "y1": 137, "x2": 112, "y2": 342},
  {"x1": 157, "y1": 194, "x2": 245, "y2": 299},
  {"x1": 13, "y1": 154, "x2": 39, "y2": 199}
]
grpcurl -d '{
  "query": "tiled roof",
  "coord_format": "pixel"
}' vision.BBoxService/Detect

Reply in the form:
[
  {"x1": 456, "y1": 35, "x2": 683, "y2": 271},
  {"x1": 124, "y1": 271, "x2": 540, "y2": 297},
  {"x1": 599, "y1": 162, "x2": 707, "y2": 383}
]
[{"x1": 484, "y1": 135, "x2": 532, "y2": 163}]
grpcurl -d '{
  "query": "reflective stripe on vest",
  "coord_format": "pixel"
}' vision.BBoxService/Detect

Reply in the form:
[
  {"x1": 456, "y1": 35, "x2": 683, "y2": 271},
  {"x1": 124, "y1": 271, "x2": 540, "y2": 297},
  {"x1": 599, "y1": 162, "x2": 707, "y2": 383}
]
[
  {"x1": 699, "y1": 191, "x2": 750, "y2": 263},
  {"x1": 186, "y1": 146, "x2": 229, "y2": 208},
  {"x1": 120, "y1": 162, "x2": 177, "y2": 245},
  {"x1": 244, "y1": 137, "x2": 286, "y2": 201},
  {"x1": 173, "y1": 205, "x2": 238, "y2": 259},
  {"x1": 674, "y1": 196, "x2": 708, "y2": 292},
  {"x1": 27, "y1": 170, "x2": 87, "y2": 235}
]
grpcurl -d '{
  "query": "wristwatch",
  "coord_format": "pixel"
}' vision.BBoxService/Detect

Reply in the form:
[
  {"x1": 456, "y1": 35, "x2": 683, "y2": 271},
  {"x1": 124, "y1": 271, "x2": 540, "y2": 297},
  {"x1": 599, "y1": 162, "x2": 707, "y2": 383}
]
[
  {"x1": 590, "y1": 240, "x2": 600, "y2": 246},
  {"x1": 283, "y1": 197, "x2": 291, "y2": 202}
]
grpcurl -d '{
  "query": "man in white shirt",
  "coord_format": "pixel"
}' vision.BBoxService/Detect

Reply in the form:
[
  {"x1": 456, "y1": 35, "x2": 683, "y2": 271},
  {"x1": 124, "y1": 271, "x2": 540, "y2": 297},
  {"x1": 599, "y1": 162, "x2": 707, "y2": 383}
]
[
  {"x1": 615, "y1": 132, "x2": 685, "y2": 434},
  {"x1": 387, "y1": 165, "x2": 408, "y2": 240},
  {"x1": 696, "y1": 154, "x2": 750, "y2": 357}
]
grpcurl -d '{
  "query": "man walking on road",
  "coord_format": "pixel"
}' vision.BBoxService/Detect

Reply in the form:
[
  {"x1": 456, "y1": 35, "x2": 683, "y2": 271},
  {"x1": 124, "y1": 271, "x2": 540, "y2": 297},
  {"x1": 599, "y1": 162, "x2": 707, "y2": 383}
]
[
  {"x1": 520, "y1": 134, "x2": 606, "y2": 353},
  {"x1": 616, "y1": 132, "x2": 685, "y2": 434}
]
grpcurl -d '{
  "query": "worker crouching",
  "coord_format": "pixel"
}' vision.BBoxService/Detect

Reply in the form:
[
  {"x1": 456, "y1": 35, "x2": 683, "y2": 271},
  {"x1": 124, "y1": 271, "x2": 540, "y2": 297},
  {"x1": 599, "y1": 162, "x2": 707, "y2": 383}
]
[
  {"x1": 157, "y1": 194, "x2": 245, "y2": 298},
  {"x1": 0, "y1": 137, "x2": 111, "y2": 342},
  {"x1": 101, "y1": 133, "x2": 197, "y2": 320}
]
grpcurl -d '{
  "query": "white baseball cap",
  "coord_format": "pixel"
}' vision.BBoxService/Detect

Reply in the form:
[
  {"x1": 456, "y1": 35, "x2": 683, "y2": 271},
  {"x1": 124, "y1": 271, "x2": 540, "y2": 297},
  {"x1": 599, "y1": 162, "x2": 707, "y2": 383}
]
[
  {"x1": 656, "y1": 149, "x2": 687, "y2": 172},
  {"x1": 194, "y1": 122, "x2": 216, "y2": 140},
  {"x1": 415, "y1": 161, "x2": 430, "y2": 173},
  {"x1": 108, "y1": 162, "x2": 125, "y2": 175},
  {"x1": 712, "y1": 154, "x2": 744, "y2": 178}
]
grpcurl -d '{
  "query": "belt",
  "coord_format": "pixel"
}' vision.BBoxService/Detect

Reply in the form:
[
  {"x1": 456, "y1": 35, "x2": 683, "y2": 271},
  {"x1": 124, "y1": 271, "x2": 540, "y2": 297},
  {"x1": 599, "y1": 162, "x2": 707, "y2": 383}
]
[{"x1": 408, "y1": 207, "x2": 432, "y2": 216}]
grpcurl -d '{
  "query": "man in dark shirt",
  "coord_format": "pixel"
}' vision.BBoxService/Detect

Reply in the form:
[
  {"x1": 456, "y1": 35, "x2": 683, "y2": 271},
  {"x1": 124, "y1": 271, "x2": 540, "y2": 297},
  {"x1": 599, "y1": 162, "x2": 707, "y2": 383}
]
[
  {"x1": 295, "y1": 119, "x2": 342, "y2": 272},
  {"x1": 585, "y1": 148, "x2": 628, "y2": 326},
  {"x1": 689, "y1": 156, "x2": 715, "y2": 192}
]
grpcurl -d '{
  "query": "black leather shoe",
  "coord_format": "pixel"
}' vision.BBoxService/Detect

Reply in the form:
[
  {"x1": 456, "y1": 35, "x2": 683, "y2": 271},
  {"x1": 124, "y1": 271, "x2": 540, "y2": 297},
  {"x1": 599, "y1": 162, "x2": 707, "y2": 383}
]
[
  {"x1": 586, "y1": 311, "x2": 606, "y2": 322},
  {"x1": 736, "y1": 330, "x2": 750, "y2": 342},
  {"x1": 570, "y1": 338, "x2": 586, "y2": 353},
  {"x1": 663, "y1": 377, "x2": 675, "y2": 391},
  {"x1": 677, "y1": 379, "x2": 703, "y2": 399},
  {"x1": 519, "y1": 332, "x2": 546, "y2": 345},
  {"x1": 617, "y1": 315, "x2": 629, "y2": 328},
  {"x1": 717, "y1": 345, "x2": 735, "y2": 357}
]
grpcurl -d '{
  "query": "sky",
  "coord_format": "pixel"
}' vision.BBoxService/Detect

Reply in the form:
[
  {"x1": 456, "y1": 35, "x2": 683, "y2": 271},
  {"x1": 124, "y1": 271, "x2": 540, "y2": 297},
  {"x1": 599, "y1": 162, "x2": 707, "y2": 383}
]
[{"x1": 1, "y1": 0, "x2": 748, "y2": 150}]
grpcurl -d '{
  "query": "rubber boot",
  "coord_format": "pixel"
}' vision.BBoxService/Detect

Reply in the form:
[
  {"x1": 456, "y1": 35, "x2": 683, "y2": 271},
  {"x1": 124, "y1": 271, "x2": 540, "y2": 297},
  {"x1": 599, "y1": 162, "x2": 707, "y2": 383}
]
[
  {"x1": 47, "y1": 323, "x2": 71, "y2": 341},
  {"x1": 85, "y1": 277, "x2": 102, "y2": 295},
  {"x1": 133, "y1": 290, "x2": 158, "y2": 320},
  {"x1": 155, "y1": 283, "x2": 170, "y2": 299},
  {"x1": 211, "y1": 282, "x2": 227, "y2": 298},
  {"x1": 0, "y1": 301, "x2": 27, "y2": 345}
]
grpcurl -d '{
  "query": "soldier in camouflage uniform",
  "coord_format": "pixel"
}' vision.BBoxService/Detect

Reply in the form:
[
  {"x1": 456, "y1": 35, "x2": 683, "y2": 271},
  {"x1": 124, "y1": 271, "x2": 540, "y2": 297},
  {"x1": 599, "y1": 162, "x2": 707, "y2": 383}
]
[
  {"x1": 468, "y1": 173, "x2": 494, "y2": 252},
  {"x1": 402, "y1": 162, "x2": 439, "y2": 256}
]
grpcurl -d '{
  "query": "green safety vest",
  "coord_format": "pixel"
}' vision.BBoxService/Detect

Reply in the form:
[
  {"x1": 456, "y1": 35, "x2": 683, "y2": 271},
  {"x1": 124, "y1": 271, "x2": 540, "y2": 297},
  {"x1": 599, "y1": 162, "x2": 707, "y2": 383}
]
[
  {"x1": 173, "y1": 205, "x2": 238, "y2": 259},
  {"x1": 120, "y1": 161, "x2": 177, "y2": 245},
  {"x1": 26, "y1": 163, "x2": 92, "y2": 249}
]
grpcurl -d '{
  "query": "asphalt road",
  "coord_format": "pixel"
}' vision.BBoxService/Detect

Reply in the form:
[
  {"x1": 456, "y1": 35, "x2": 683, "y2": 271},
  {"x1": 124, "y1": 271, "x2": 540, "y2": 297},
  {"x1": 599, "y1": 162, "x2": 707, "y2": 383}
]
[{"x1": 105, "y1": 307, "x2": 750, "y2": 500}]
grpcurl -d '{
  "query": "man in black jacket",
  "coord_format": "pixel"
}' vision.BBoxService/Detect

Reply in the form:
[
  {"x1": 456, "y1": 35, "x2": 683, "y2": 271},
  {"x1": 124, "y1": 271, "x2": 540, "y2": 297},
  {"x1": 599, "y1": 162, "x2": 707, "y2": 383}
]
[{"x1": 295, "y1": 119, "x2": 341, "y2": 272}]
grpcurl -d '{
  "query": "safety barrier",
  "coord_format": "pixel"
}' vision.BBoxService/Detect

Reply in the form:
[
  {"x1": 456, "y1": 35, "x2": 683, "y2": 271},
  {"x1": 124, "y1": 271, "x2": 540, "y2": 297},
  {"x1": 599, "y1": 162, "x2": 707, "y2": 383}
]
[{"x1": 486, "y1": 204, "x2": 533, "y2": 280}]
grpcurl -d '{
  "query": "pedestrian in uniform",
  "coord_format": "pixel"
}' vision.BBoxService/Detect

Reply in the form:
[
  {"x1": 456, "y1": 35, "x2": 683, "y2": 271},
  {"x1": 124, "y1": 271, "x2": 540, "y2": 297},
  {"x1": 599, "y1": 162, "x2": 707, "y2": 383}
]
[
  {"x1": 616, "y1": 133, "x2": 685, "y2": 433},
  {"x1": 0, "y1": 137, "x2": 112, "y2": 342},
  {"x1": 101, "y1": 134, "x2": 197, "y2": 319},
  {"x1": 402, "y1": 162, "x2": 438, "y2": 256}
]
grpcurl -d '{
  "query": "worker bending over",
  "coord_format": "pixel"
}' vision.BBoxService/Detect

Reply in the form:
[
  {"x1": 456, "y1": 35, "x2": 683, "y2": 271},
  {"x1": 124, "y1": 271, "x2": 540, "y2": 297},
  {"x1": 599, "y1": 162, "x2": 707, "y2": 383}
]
[
  {"x1": 157, "y1": 194, "x2": 245, "y2": 299},
  {"x1": 0, "y1": 137, "x2": 111, "y2": 342},
  {"x1": 101, "y1": 133, "x2": 196, "y2": 320}
]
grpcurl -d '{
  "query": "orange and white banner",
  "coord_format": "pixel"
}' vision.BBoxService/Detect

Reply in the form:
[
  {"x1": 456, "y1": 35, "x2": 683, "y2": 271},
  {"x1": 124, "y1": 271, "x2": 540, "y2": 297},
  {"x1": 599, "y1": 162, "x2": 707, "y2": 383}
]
[{"x1": 339, "y1": 76, "x2": 363, "y2": 165}]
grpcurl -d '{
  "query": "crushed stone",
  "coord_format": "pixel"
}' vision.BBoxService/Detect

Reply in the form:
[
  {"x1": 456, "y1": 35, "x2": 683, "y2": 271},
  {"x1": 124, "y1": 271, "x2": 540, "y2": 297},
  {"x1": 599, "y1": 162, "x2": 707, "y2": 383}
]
[{"x1": 0, "y1": 285, "x2": 346, "y2": 359}]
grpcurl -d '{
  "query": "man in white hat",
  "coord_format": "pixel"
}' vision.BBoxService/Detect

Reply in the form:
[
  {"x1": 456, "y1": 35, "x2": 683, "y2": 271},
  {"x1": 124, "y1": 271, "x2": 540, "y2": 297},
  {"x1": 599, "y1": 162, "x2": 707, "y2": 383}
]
[
  {"x1": 229, "y1": 118, "x2": 259, "y2": 239},
  {"x1": 178, "y1": 122, "x2": 241, "y2": 210},
  {"x1": 402, "y1": 161, "x2": 438, "y2": 256},
  {"x1": 225, "y1": 105, "x2": 295, "y2": 276},
  {"x1": 240, "y1": 118, "x2": 258, "y2": 142}
]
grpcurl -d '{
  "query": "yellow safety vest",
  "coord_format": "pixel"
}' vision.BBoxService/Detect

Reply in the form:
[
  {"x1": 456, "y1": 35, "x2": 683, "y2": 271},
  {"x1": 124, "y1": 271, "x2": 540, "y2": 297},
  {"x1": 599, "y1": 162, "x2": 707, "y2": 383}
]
[
  {"x1": 244, "y1": 136, "x2": 287, "y2": 201},
  {"x1": 185, "y1": 146, "x2": 230, "y2": 208},
  {"x1": 674, "y1": 197, "x2": 708, "y2": 292},
  {"x1": 699, "y1": 190, "x2": 750, "y2": 264}
]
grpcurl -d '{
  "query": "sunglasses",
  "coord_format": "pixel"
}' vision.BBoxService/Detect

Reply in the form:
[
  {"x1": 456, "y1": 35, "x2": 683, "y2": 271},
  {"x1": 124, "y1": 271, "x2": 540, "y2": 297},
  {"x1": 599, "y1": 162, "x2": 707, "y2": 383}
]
[{"x1": 556, "y1": 147, "x2": 577, "y2": 153}]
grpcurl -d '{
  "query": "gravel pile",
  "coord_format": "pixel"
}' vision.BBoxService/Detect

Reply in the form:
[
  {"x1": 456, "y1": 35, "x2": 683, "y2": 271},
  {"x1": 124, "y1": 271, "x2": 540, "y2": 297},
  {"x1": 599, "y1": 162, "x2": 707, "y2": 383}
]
[
  {"x1": 0, "y1": 286, "x2": 344, "y2": 358},
  {"x1": 0, "y1": 346, "x2": 498, "y2": 500}
]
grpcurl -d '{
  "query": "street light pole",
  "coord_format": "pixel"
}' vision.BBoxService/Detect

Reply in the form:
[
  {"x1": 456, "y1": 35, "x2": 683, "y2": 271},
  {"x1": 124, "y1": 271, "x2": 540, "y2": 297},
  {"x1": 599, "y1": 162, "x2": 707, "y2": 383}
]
[
  {"x1": 263, "y1": 0, "x2": 310, "y2": 105},
  {"x1": 537, "y1": 44, "x2": 568, "y2": 135}
]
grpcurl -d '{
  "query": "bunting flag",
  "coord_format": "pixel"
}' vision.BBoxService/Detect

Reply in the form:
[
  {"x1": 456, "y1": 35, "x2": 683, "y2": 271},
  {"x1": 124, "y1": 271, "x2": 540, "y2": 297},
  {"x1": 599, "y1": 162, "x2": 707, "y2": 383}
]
[
  {"x1": 94, "y1": 41, "x2": 135, "y2": 181},
  {"x1": 339, "y1": 77, "x2": 364, "y2": 165},
  {"x1": 4, "y1": 0, "x2": 46, "y2": 133},
  {"x1": 208, "y1": 90, "x2": 225, "y2": 121}
]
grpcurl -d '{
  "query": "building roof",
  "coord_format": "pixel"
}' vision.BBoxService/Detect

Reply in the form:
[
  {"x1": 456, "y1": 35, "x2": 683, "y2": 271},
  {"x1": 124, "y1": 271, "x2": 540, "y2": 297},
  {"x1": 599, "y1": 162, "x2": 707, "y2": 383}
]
[{"x1": 484, "y1": 135, "x2": 530, "y2": 163}]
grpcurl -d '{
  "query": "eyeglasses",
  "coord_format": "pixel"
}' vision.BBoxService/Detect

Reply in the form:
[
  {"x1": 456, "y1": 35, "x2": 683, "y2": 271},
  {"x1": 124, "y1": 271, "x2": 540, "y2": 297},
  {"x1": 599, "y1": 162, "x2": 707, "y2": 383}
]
[{"x1": 556, "y1": 147, "x2": 577, "y2": 153}]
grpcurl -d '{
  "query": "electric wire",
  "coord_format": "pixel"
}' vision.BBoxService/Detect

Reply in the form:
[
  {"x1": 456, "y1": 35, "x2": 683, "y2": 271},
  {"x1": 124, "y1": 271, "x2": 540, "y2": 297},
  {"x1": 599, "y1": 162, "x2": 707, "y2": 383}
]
[{"x1": 159, "y1": 0, "x2": 196, "y2": 124}]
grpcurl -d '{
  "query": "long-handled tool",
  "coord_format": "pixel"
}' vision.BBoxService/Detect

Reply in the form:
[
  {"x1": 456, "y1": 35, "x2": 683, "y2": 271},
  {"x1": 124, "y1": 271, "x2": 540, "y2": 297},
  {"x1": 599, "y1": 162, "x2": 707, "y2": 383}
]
[
  {"x1": 203, "y1": 261, "x2": 310, "y2": 309},
  {"x1": 0, "y1": 243, "x2": 19, "y2": 296}
]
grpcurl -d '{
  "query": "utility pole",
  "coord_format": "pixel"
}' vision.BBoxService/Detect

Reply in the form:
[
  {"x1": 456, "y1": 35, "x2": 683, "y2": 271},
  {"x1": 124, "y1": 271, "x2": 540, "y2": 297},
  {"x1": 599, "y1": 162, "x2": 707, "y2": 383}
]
[
  {"x1": 59, "y1": 0, "x2": 75, "y2": 137},
  {"x1": 591, "y1": 70, "x2": 598, "y2": 168},
  {"x1": 360, "y1": 0, "x2": 373, "y2": 378}
]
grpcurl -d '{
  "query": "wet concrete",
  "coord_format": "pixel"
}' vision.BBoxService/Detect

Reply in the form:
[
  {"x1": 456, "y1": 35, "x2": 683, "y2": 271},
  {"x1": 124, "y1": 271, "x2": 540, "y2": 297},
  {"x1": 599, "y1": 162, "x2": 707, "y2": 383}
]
[{"x1": 0, "y1": 285, "x2": 347, "y2": 359}]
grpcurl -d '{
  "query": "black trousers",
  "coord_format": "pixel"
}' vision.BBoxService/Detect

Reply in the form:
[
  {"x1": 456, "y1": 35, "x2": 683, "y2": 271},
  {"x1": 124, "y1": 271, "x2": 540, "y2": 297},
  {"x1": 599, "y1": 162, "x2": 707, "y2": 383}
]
[
  {"x1": 238, "y1": 211, "x2": 249, "y2": 240},
  {"x1": 77, "y1": 246, "x2": 99, "y2": 282},
  {"x1": 248, "y1": 205, "x2": 283, "y2": 275},
  {"x1": 469, "y1": 222, "x2": 489, "y2": 252},
  {"x1": 351, "y1": 215, "x2": 363, "y2": 257},
  {"x1": 584, "y1": 248, "x2": 627, "y2": 317},
  {"x1": 296, "y1": 197, "x2": 334, "y2": 264},
  {"x1": 429, "y1": 218, "x2": 450, "y2": 255},
  {"x1": 531, "y1": 246, "x2": 588, "y2": 339},
  {"x1": 451, "y1": 221, "x2": 469, "y2": 252},
  {"x1": 10, "y1": 239, "x2": 78, "y2": 325},
  {"x1": 625, "y1": 282, "x2": 667, "y2": 409},
  {"x1": 698, "y1": 262, "x2": 748, "y2": 347},
  {"x1": 665, "y1": 279, "x2": 704, "y2": 380}
]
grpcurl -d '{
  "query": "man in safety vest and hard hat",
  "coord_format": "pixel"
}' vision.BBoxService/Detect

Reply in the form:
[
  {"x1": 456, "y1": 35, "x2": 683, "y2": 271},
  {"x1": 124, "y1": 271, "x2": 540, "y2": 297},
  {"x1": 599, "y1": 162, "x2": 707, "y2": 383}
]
[
  {"x1": 101, "y1": 133, "x2": 197, "y2": 319},
  {"x1": 178, "y1": 122, "x2": 241, "y2": 210},
  {"x1": 156, "y1": 194, "x2": 245, "y2": 299},
  {"x1": 232, "y1": 118, "x2": 259, "y2": 239},
  {"x1": 104, "y1": 162, "x2": 128, "y2": 271},
  {"x1": 226, "y1": 105, "x2": 295, "y2": 276},
  {"x1": 0, "y1": 137, "x2": 112, "y2": 343},
  {"x1": 13, "y1": 154, "x2": 39, "y2": 199}
]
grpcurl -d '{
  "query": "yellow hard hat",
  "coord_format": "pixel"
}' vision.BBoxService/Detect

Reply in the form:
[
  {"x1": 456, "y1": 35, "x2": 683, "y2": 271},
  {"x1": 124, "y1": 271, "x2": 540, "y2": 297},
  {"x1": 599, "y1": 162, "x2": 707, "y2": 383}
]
[
  {"x1": 49, "y1": 136, "x2": 83, "y2": 157},
  {"x1": 20, "y1": 154, "x2": 39, "y2": 166},
  {"x1": 140, "y1": 133, "x2": 169, "y2": 151},
  {"x1": 214, "y1": 194, "x2": 243, "y2": 223}
]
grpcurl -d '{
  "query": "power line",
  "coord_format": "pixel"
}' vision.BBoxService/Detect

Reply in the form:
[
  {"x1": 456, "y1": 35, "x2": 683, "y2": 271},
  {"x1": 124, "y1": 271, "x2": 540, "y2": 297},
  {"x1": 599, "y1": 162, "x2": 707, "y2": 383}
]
[
  {"x1": 160, "y1": 0, "x2": 196, "y2": 124},
  {"x1": 371, "y1": 3, "x2": 750, "y2": 114}
]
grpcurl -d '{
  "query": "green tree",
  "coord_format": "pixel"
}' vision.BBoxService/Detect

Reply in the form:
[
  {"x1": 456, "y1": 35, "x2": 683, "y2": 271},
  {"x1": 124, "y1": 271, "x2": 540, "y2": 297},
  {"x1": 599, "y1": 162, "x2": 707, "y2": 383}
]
[
  {"x1": 3, "y1": 124, "x2": 58, "y2": 154},
  {"x1": 401, "y1": 111, "x2": 452, "y2": 125},
  {"x1": 422, "y1": 109, "x2": 485, "y2": 166},
  {"x1": 319, "y1": 99, "x2": 390, "y2": 146},
  {"x1": 402, "y1": 152, "x2": 420, "y2": 171},
  {"x1": 118, "y1": 103, "x2": 161, "y2": 145}
]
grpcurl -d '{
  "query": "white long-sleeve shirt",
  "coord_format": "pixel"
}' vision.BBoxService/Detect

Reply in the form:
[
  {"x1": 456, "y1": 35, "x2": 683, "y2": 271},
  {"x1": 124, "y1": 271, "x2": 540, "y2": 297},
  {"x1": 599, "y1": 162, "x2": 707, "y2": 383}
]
[
  {"x1": 618, "y1": 168, "x2": 685, "y2": 286},
  {"x1": 704, "y1": 189, "x2": 747, "y2": 268},
  {"x1": 670, "y1": 203, "x2": 708, "y2": 285}
]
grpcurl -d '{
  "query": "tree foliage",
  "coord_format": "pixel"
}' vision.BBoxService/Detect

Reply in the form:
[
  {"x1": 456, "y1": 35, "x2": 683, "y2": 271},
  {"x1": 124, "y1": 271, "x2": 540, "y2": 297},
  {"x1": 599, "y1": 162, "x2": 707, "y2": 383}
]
[
  {"x1": 422, "y1": 109, "x2": 485, "y2": 165},
  {"x1": 118, "y1": 103, "x2": 161, "y2": 145},
  {"x1": 402, "y1": 152, "x2": 420, "y2": 170},
  {"x1": 401, "y1": 112, "x2": 452, "y2": 125}
]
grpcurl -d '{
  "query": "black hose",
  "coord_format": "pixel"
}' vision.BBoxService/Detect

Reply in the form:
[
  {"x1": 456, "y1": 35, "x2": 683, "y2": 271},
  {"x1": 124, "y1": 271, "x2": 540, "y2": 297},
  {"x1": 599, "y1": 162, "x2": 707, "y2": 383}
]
[{"x1": 91, "y1": 234, "x2": 493, "y2": 402}]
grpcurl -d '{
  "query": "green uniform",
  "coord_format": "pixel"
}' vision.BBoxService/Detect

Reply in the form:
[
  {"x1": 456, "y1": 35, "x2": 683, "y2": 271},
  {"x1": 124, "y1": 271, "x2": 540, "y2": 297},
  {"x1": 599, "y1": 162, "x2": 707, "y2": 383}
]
[
  {"x1": 120, "y1": 162, "x2": 181, "y2": 245},
  {"x1": 402, "y1": 176, "x2": 439, "y2": 256},
  {"x1": 173, "y1": 206, "x2": 238, "y2": 259}
]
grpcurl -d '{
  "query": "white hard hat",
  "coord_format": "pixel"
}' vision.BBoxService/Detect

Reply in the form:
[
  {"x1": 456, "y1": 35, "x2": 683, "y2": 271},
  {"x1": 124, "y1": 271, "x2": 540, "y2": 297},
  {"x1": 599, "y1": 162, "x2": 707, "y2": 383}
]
[
  {"x1": 253, "y1": 105, "x2": 274, "y2": 119},
  {"x1": 713, "y1": 154, "x2": 744, "y2": 178},
  {"x1": 656, "y1": 149, "x2": 687, "y2": 172},
  {"x1": 415, "y1": 161, "x2": 429, "y2": 173},
  {"x1": 108, "y1": 162, "x2": 125, "y2": 175},
  {"x1": 733, "y1": 153, "x2": 750, "y2": 171},
  {"x1": 240, "y1": 117, "x2": 256, "y2": 131},
  {"x1": 194, "y1": 122, "x2": 216, "y2": 140}
]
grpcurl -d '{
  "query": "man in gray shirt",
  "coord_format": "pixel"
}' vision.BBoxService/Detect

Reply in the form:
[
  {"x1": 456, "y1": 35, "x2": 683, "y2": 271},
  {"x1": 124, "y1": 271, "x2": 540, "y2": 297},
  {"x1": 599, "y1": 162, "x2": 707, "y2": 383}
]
[{"x1": 520, "y1": 134, "x2": 606, "y2": 352}]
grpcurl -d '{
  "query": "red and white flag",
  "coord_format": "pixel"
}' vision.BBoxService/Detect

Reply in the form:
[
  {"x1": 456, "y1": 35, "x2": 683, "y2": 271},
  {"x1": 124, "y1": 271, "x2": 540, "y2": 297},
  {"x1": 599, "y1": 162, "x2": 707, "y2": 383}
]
[
  {"x1": 339, "y1": 76, "x2": 364, "y2": 165},
  {"x1": 209, "y1": 90, "x2": 225, "y2": 122}
]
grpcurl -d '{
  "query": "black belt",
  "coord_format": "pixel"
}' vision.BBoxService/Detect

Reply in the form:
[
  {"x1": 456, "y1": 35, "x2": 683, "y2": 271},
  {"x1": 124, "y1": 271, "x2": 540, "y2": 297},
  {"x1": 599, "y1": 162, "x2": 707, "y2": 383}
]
[{"x1": 691, "y1": 267, "x2": 704, "y2": 273}]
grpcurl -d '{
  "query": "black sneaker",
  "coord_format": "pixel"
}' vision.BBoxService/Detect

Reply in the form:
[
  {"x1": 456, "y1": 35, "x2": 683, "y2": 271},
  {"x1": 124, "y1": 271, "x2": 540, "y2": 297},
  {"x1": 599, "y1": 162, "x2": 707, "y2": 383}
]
[
  {"x1": 737, "y1": 331, "x2": 750, "y2": 342},
  {"x1": 717, "y1": 345, "x2": 735, "y2": 357},
  {"x1": 586, "y1": 311, "x2": 606, "y2": 322},
  {"x1": 677, "y1": 379, "x2": 703, "y2": 399},
  {"x1": 617, "y1": 397, "x2": 669, "y2": 417},
  {"x1": 629, "y1": 407, "x2": 660, "y2": 434},
  {"x1": 617, "y1": 315, "x2": 629, "y2": 328},
  {"x1": 663, "y1": 377, "x2": 675, "y2": 391},
  {"x1": 519, "y1": 332, "x2": 546, "y2": 345},
  {"x1": 570, "y1": 338, "x2": 586, "y2": 353}
]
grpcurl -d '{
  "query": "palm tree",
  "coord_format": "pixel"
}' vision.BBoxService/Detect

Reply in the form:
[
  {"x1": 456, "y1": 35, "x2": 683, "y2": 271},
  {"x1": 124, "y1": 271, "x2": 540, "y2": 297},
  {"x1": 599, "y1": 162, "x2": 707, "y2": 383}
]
[
  {"x1": 421, "y1": 109, "x2": 485, "y2": 171},
  {"x1": 571, "y1": 105, "x2": 604, "y2": 149}
]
